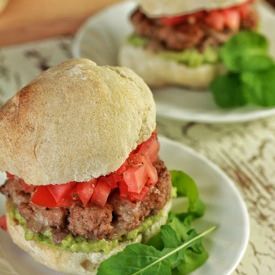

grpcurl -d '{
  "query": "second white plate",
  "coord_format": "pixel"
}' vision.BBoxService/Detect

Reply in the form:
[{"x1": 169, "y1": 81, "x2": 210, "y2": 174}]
[{"x1": 72, "y1": 1, "x2": 275, "y2": 123}]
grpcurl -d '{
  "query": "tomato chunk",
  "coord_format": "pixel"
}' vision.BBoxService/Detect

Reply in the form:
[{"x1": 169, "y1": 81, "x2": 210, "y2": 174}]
[
  {"x1": 143, "y1": 156, "x2": 158, "y2": 185},
  {"x1": 223, "y1": 9, "x2": 240, "y2": 31},
  {"x1": 159, "y1": 14, "x2": 187, "y2": 26},
  {"x1": 129, "y1": 186, "x2": 149, "y2": 202},
  {"x1": 48, "y1": 182, "x2": 76, "y2": 203},
  {"x1": 31, "y1": 186, "x2": 57, "y2": 207},
  {"x1": 123, "y1": 164, "x2": 147, "y2": 194},
  {"x1": 0, "y1": 215, "x2": 7, "y2": 231},
  {"x1": 205, "y1": 11, "x2": 225, "y2": 31},
  {"x1": 6, "y1": 172, "x2": 15, "y2": 180},
  {"x1": 138, "y1": 132, "x2": 160, "y2": 163},
  {"x1": 76, "y1": 180, "x2": 96, "y2": 206},
  {"x1": 91, "y1": 182, "x2": 112, "y2": 207}
]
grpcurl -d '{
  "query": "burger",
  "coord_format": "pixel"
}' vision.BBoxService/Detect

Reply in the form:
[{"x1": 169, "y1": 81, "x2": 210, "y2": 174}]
[
  {"x1": 119, "y1": 0, "x2": 258, "y2": 89},
  {"x1": 0, "y1": 59, "x2": 172, "y2": 274}
]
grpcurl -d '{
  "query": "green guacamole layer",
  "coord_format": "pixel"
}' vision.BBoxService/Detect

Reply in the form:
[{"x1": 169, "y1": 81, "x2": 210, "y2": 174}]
[
  {"x1": 9, "y1": 205, "x2": 163, "y2": 254},
  {"x1": 128, "y1": 34, "x2": 220, "y2": 68}
]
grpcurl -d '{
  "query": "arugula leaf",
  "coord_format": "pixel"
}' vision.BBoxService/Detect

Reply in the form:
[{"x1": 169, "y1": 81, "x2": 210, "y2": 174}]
[
  {"x1": 220, "y1": 31, "x2": 273, "y2": 72},
  {"x1": 170, "y1": 170, "x2": 205, "y2": 218},
  {"x1": 97, "y1": 226, "x2": 216, "y2": 275}
]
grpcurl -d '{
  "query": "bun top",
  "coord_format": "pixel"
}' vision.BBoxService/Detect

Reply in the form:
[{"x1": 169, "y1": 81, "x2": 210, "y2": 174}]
[
  {"x1": 0, "y1": 59, "x2": 156, "y2": 185},
  {"x1": 138, "y1": 0, "x2": 248, "y2": 17}
]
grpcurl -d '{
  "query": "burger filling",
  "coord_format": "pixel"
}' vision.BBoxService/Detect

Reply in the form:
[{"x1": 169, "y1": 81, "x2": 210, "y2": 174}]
[
  {"x1": 0, "y1": 133, "x2": 171, "y2": 252},
  {"x1": 129, "y1": 0, "x2": 258, "y2": 67}
]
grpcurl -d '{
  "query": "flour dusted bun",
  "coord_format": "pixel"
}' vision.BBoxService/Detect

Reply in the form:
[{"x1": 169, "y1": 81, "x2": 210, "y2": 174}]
[
  {"x1": 7, "y1": 199, "x2": 171, "y2": 275},
  {"x1": 0, "y1": 58, "x2": 156, "y2": 185},
  {"x1": 119, "y1": 44, "x2": 222, "y2": 89},
  {"x1": 139, "y1": 0, "x2": 248, "y2": 17}
]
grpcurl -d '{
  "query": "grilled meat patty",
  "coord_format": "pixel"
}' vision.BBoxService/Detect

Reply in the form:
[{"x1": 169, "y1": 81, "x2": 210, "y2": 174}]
[
  {"x1": 0, "y1": 160, "x2": 171, "y2": 243},
  {"x1": 131, "y1": 7, "x2": 258, "y2": 52}
]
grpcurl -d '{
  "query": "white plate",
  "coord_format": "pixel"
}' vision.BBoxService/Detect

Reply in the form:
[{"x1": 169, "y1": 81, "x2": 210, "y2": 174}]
[
  {"x1": 72, "y1": 1, "x2": 275, "y2": 123},
  {"x1": 0, "y1": 136, "x2": 249, "y2": 275}
]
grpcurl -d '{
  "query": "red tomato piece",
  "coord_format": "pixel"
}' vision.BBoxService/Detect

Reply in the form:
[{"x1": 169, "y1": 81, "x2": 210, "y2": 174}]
[
  {"x1": 138, "y1": 133, "x2": 160, "y2": 163},
  {"x1": 6, "y1": 172, "x2": 14, "y2": 180},
  {"x1": 31, "y1": 186, "x2": 57, "y2": 207},
  {"x1": 142, "y1": 156, "x2": 158, "y2": 185},
  {"x1": 129, "y1": 186, "x2": 149, "y2": 202},
  {"x1": 91, "y1": 182, "x2": 112, "y2": 207},
  {"x1": 159, "y1": 15, "x2": 187, "y2": 26},
  {"x1": 238, "y1": 2, "x2": 251, "y2": 19},
  {"x1": 123, "y1": 164, "x2": 147, "y2": 194},
  {"x1": 119, "y1": 181, "x2": 129, "y2": 199},
  {"x1": 47, "y1": 182, "x2": 76, "y2": 204},
  {"x1": 76, "y1": 180, "x2": 96, "y2": 206},
  {"x1": 223, "y1": 9, "x2": 240, "y2": 31},
  {"x1": 0, "y1": 215, "x2": 7, "y2": 231},
  {"x1": 205, "y1": 11, "x2": 225, "y2": 31},
  {"x1": 19, "y1": 180, "x2": 35, "y2": 193}
]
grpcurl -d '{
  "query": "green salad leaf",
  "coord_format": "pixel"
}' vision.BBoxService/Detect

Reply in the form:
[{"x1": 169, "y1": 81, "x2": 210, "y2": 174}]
[
  {"x1": 171, "y1": 170, "x2": 205, "y2": 218},
  {"x1": 97, "y1": 226, "x2": 216, "y2": 275},
  {"x1": 220, "y1": 31, "x2": 273, "y2": 72},
  {"x1": 98, "y1": 170, "x2": 214, "y2": 275},
  {"x1": 210, "y1": 31, "x2": 275, "y2": 108}
]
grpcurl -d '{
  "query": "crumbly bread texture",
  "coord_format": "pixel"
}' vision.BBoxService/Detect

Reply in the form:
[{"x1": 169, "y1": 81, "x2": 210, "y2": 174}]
[
  {"x1": 119, "y1": 44, "x2": 222, "y2": 89},
  {"x1": 0, "y1": 58, "x2": 156, "y2": 185},
  {"x1": 139, "y1": 0, "x2": 248, "y2": 17},
  {"x1": 7, "y1": 199, "x2": 171, "y2": 275}
]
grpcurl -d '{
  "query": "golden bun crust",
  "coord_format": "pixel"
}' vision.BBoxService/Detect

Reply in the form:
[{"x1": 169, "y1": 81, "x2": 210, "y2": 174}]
[
  {"x1": 7, "y1": 199, "x2": 171, "y2": 275},
  {"x1": 0, "y1": 58, "x2": 156, "y2": 185},
  {"x1": 119, "y1": 44, "x2": 222, "y2": 89},
  {"x1": 139, "y1": 0, "x2": 248, "y2": 17}
]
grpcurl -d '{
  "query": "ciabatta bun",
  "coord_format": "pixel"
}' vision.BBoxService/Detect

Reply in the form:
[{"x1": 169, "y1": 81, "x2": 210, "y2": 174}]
[
  {"x1": 7, "y1": 199, "x2": 171, "y2": 275},
  {"x1": 0, "y1": 59, "x2": 156, "y2": 185},
  {"x1": 139, "y1": 0, "x2": 248, "y2": 17},
  {"x1": 119, "y1": 44, "x2": 222, "y2": 89}
]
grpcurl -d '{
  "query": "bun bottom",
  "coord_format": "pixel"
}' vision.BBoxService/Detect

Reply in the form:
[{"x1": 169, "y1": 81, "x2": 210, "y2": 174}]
[
  {"x1": 119, "y1": 44, "x2": 222, "y2": 89},
  {"x1": 6, "y1": 199, "x2": 171, "y2": 275}
]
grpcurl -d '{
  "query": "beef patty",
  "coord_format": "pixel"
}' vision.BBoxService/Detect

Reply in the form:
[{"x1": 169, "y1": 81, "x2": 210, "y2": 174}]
[
  {"x1": 131, "y1": 7, "x2": 258, "y2": 52},
  {"x1": 0, "y1": 160, "x2": 171, "y2": 243}
]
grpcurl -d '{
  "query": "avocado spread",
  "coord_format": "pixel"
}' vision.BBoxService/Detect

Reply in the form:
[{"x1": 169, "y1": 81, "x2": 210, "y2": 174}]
[
  {"x1": 9, "y1": 205, "x2": 163, "y2": 254},
  {"x1": 128, "y1": 34, "x2": 220, "y2": 67}
]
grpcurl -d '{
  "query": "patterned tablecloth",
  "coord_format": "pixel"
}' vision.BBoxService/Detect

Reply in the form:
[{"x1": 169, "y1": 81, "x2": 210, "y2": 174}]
[{"x1": 0, "y1": 38, "x2": 274, "y2": 275}]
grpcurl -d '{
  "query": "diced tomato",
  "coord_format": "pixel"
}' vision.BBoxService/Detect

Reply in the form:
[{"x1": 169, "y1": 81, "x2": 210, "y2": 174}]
[
  {"x1": 205, "y1": 11, "x2": 225, "y2": 31},
  {"x1": 116, "y1": 162, "x2": 128, "y2": 175},
  {"x1": 223, "y1": 9, "x2": 240, "y2": 31},
  {"x1": 123, "y1": 164, "x2": 147, "y2": 194},
  {"x1": 119, "y1": 181, "x2": 129, "y2": 199},
  {"x1": 98, "y1": 174, "x2": 120, "y2": 190},
  {"x1": 0, "y1": 215, "x2": 7, "y2": 231},
  {"x1": 142, "y1": 156, "x2": 158, "y2": 185},
  {"x1": 138, "y1": 133, "x2": 160, "y2": 163},
  {"x1": 47, "y1": 182, "x2": 76, "y2": 204},
  {"x1": 6, "y1": 172, "x2": 14, "y2": 180},
  {"x1": 91, "y1": 182, "x2": 112, "y2": 207},
  {"x1": 238, "y1": 2, "x2": 251, "y2": 19},
  {"x1": 31, "y1": 186, "x2": 57, "y2": 207},
  {"x1": 75, "y1": 179, "x2": 96, "y2": 206},
  {"x1": 159, "y1": 15, "x2": 187, "y2": 26},
  {"x1": 129, "y1": 186, "x2": 149, "y2": 202},
  {"x1": 19, "y1": 180, "x2": 35, "y2": 193}
]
